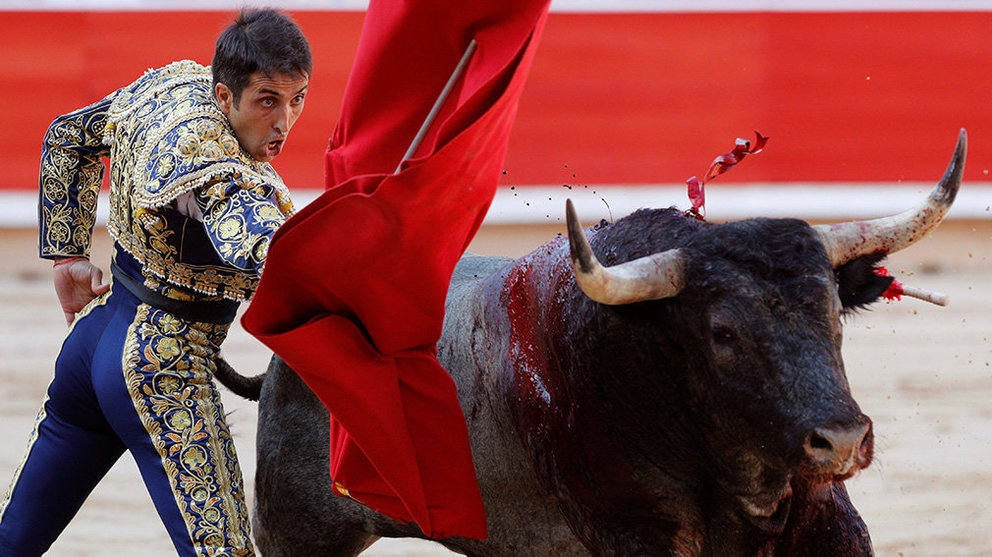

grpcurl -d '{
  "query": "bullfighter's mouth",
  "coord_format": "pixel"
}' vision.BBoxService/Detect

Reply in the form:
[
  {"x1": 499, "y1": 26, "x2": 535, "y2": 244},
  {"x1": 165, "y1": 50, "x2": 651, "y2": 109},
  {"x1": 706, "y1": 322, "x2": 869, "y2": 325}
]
[
  {"x1": 740, "y1": 484, "x2": 794, "y2": 535},
  {"x1": 264, "y1": 139, "x2": 284, "y2": 157}
]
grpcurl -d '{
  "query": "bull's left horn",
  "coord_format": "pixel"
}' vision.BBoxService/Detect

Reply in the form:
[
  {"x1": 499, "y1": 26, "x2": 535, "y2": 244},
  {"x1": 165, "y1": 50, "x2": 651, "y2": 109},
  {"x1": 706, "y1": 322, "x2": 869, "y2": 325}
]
[
  {"x1": 566, "y1": 199, "x2": 685, "y2": 305},
  {"x1": 815, "y1": 128, "x2": 966, "y2": 267}
]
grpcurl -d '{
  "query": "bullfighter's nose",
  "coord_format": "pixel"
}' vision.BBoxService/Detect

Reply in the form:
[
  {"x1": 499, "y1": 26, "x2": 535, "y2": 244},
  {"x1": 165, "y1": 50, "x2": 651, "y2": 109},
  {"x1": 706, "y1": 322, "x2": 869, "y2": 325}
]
[{"x1": 803, "y1": 419, "x2": 873, "y2": 479}]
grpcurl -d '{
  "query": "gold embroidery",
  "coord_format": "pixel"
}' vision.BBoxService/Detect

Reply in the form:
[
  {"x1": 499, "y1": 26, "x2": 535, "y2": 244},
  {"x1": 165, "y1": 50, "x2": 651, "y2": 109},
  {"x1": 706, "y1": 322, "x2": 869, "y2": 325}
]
[
  {"x1": 39, "y1": 95, "x2": 110, "y2": 259},
  {"x1": 196, "y1": 180, "x2": 285, "y2": 271},
  {"x1": 122, "y1": 305, "x2": 253, "y2": 555}
]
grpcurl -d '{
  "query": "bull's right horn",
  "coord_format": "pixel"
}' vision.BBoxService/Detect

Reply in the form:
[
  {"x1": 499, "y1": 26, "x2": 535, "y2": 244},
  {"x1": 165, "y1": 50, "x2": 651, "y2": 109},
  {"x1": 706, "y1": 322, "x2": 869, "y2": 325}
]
[
  {"x1": 566, "y1": 199, "x2": 685, "y2": 305},
  {"x1": 814, "y1": 129, "x2": 966, "y2": 268}
]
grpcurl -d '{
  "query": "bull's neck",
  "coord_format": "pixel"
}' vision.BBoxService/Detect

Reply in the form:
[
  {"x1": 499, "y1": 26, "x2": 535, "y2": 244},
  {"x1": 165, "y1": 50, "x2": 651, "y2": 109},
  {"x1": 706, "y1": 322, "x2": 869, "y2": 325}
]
[{"x1": 496, "y1": 245, "x2": 707, "y2": 548}]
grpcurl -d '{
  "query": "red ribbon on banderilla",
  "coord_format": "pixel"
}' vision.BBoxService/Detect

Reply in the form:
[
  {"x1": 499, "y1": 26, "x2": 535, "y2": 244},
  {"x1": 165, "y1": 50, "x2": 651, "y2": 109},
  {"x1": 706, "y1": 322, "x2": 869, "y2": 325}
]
[{"x1": 686, "y1": 131, "x2": 768, "y2": 220}]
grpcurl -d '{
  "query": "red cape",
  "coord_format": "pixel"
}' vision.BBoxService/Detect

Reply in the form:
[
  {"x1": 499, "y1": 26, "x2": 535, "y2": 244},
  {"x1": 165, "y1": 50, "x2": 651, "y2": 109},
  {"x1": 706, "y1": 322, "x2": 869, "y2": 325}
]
[{"x1": 242, "y1": 0, "x2": 550, "y2": 540}]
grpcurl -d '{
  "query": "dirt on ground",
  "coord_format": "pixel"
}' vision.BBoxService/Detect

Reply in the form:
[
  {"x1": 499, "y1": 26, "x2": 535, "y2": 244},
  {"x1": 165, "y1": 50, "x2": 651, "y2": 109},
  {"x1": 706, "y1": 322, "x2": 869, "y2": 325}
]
[{"x1": 0, "y1": 220, "x2": 990, "y2": 556}]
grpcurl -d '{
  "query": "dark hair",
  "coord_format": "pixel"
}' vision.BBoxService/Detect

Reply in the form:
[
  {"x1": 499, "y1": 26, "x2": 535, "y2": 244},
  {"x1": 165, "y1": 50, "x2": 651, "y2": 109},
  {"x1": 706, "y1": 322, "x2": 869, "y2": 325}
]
[{"x1": 212, "y1": 8, "x2": 312, "y2": 103}]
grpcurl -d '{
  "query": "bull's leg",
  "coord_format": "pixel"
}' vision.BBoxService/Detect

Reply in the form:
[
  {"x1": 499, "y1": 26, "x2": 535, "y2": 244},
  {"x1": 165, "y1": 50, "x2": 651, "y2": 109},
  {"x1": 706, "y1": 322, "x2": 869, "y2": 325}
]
[{"x1": 254, "y1": 356, "x2": 377, "y2": 556}]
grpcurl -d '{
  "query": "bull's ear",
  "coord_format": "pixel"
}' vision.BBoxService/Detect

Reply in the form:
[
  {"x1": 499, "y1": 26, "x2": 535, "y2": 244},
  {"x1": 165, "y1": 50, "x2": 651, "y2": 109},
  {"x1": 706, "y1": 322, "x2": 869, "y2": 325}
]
[{"x1": 835, "y1": 253, "x2": 894, "y2": 310}]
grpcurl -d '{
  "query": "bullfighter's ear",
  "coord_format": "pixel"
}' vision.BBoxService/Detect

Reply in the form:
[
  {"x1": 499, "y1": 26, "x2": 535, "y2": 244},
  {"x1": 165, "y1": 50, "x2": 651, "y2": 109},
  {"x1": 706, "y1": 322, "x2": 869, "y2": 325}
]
[{"x1": 835, "y1": 253, "x2": 893, "y2": 310}]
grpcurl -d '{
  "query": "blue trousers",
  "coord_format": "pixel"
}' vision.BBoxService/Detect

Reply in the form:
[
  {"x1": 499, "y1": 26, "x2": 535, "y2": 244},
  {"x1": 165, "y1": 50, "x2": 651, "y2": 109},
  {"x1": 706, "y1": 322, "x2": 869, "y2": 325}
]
[{"x1": 0, "y1": 283, "x2": 254, "y2": 555}]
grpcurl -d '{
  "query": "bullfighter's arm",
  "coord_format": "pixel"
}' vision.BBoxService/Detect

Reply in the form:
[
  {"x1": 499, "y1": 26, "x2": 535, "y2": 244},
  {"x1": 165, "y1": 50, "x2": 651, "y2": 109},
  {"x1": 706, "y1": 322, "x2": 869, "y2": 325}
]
[
  {"x1": 193, "y1": 177, "x2": 288, "y2": 274},
  {"x1": 39, "y1": 94, "x2": 116, "y2": 324},
  {"x1": 38, "y1": 94, "x2": 114, "y2": 260}
]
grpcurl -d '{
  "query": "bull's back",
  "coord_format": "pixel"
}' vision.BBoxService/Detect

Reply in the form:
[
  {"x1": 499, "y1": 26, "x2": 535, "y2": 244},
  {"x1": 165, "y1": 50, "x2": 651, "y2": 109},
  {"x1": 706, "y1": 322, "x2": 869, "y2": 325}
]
[
  {"x1": 441, "y1": 253, "x2": 513, "y2": 396},
  {"x1": 447, "y1": 253, "x2": 513, "y2": 301}
]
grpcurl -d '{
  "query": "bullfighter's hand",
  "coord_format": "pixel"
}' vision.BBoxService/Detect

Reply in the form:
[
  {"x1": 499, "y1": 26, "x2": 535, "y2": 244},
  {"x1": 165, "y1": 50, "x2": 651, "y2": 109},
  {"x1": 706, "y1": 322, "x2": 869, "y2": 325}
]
[{"x1": 53, "y1": 258, "x2": 110, "y2": 325}]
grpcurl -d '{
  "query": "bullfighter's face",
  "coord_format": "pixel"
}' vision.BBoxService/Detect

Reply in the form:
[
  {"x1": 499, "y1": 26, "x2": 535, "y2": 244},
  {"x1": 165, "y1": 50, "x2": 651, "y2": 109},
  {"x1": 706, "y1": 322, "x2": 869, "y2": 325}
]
[{"x1": 215, "y1": 71, "x2": 309, "y2": 162}]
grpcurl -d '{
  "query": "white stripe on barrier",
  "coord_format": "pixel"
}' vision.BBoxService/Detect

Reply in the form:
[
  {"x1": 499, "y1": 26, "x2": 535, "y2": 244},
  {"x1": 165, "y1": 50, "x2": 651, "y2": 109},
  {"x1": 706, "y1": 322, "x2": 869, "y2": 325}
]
[
  {"x1": 4, "y1": 184, "x2": 990, "y2": 228},
  {"x1": 2, "y1": 1, "x2": 992, "y2": 11}
]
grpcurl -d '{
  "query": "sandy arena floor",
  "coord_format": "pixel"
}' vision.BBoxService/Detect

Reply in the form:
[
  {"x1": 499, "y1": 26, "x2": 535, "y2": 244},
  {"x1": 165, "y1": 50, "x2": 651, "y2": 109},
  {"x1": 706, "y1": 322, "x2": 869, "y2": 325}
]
[{"x1": 0, "y1": 220, "x2": 989, "y2": 556}]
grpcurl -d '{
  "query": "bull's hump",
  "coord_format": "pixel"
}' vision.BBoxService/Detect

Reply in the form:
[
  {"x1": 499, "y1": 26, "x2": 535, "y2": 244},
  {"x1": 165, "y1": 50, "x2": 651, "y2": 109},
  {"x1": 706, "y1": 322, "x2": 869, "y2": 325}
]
[{"x1": 453, "y1": 253, "x2": 513, "y2": 285}]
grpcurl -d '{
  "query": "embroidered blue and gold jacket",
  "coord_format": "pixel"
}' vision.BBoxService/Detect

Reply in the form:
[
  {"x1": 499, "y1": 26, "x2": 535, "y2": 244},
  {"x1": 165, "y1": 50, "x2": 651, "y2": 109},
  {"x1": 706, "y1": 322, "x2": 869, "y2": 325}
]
[{"x1": 39, "y1": 60, "x2": 295, "y2": 302}]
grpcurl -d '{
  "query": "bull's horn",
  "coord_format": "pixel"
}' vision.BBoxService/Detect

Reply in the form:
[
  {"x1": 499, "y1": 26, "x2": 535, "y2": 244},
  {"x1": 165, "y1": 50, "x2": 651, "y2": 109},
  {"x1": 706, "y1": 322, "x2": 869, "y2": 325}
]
[
  {"x1": 815, "y1": 128, "x2": 966, "y2": 267},
  {"x1": 566, "y1": 199, "x2": 686, "y2": 305}
]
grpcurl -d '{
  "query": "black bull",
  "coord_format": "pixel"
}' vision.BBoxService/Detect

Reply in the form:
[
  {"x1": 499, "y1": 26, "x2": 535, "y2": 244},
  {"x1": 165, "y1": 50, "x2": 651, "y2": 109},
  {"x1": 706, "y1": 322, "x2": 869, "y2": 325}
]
[{"x1": 217, "y1": 131, "x2": 966, "y2": 555}]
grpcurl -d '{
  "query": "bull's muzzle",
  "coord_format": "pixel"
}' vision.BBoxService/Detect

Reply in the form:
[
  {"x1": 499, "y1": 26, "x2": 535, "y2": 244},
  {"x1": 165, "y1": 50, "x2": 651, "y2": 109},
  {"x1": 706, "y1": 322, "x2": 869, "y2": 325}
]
[{"x1": 802, "y1": 418, "x2": 874, "y2": 481}]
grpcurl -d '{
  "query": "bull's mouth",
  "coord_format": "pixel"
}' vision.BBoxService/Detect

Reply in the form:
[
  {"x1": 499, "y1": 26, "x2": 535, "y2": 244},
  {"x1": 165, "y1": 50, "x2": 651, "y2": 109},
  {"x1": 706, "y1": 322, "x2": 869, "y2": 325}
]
[
  {"x1": 830, "y1": 465, "x2": 862, "y2": 483},
  {"x1": 739, "y1": 484, "x2": 794, "y2": 535}
]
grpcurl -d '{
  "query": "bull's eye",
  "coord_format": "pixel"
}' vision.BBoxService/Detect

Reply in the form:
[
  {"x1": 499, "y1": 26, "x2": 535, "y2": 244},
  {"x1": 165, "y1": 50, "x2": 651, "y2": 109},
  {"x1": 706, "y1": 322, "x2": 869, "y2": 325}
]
[{"x1": 712, "y1": 325, "x2": 737, "y2": 345}]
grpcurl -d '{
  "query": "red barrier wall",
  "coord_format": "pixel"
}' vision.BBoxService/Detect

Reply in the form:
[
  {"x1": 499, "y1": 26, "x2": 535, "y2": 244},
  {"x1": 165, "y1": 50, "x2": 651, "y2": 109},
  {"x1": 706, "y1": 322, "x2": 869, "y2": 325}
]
[{"x1": 1, "y1": 10, "x2": 990, "y2": 191}]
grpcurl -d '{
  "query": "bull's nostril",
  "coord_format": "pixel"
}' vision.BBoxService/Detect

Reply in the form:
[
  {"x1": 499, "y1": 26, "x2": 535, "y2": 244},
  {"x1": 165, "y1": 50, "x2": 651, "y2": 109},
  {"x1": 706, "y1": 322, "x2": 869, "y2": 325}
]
[
  {"x1": 807, "y1": 432, "x2": 833, "y2": 452},
  {"x1": 859, "y1": 423, "x2": 874, "y2": 455},
  {"x1": 803, "y1": 420, "x2": 872, "y2": 478}
]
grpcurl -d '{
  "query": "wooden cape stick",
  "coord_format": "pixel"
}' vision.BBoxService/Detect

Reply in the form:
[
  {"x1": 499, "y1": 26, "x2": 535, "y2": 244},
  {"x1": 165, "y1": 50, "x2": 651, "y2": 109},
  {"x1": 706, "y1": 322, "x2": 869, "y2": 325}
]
[{"x1": 394, "y1": 39, "x2": 478, "y2": 174}]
